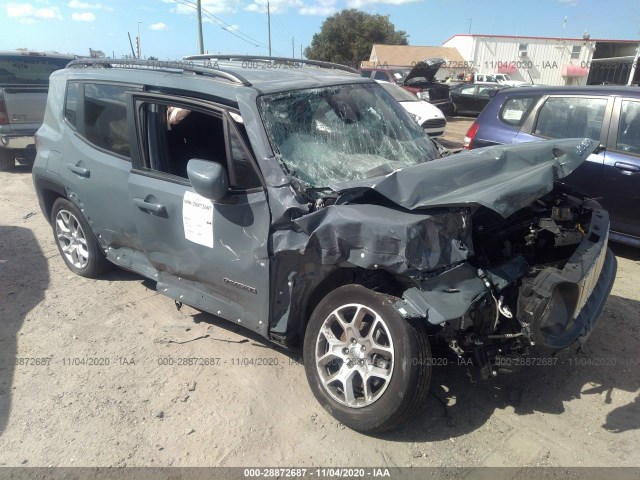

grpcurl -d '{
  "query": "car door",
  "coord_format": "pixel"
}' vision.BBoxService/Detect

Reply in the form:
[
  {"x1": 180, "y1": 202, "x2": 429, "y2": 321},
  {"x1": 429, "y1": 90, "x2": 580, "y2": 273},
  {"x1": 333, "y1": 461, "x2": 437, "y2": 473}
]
[
  {"x1": 599, "y1": 97, "x2": 640, "y2": 238},
  {"x1": 474, "y1": 86, "x2": 497, "y2": 114},
  {"x1": 514, "y1": 94, "x2": 613, "y2": 198},
  {"x1": 127, "y1": 93, "x2": 271, "y2": 335},
  {"x1": 454, "y1": 85, "x2": 476, "y2": 114},
  {"x1": 58, "y1": 81, "x2": 141, "y2": 251}
]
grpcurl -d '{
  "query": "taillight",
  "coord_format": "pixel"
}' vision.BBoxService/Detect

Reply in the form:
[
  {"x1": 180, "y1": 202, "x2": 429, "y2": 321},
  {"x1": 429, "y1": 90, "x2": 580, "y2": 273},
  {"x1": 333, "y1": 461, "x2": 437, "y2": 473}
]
[
  {"x1": 464, "y1": 121, "x2": 479, "y2": 149},
  {"x1": 0, "y1": 95, "x2": 8, "y2": 125}
]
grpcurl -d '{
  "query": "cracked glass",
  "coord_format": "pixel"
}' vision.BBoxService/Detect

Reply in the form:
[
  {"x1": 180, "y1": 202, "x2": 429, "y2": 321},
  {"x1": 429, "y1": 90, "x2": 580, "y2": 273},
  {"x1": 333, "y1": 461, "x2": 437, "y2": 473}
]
[{"x1": 257, "y1": 83, "x2": 438, "y2": 191}]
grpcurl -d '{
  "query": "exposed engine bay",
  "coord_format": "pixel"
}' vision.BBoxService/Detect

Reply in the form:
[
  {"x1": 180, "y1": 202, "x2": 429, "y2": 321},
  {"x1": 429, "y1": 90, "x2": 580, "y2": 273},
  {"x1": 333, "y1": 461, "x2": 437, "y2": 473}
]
[{"x1": 424, "y1": 186, "x2": 612, "y2": 379}]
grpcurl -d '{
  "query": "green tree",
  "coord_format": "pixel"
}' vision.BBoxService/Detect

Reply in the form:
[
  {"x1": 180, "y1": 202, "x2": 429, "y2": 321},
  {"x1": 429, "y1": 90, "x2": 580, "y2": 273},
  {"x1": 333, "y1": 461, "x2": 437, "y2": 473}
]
[{"x1": 304, "y1": 9, "x2": 408, "y2": 67}]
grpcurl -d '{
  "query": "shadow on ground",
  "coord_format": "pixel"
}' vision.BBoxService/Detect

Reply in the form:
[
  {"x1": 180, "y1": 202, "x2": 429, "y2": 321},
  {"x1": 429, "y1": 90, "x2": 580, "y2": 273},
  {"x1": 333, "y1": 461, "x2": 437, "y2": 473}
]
[
  {"x1": 375, "y1": 293, "x2": 640, "y2": 441},
  {"x1": 0, "y1": 225, "x2": 49, "y2": 437}
]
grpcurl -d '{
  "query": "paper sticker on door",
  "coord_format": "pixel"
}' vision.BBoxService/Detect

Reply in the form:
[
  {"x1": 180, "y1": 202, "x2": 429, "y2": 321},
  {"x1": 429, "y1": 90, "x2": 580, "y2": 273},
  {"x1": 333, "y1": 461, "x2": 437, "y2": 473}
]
[{"x1": 183, "y1": 191, "x2": 214, "y2": 248}]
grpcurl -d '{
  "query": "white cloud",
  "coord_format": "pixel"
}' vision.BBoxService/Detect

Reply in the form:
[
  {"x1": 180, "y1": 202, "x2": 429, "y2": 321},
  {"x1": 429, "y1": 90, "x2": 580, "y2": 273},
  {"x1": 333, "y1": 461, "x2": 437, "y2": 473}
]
[
  {"x1": 166, "y1": 0, "x2": 241, "y2": 15},
  {"x1": 299, "y1": 0, "x2": 336, "y2": 15},
  {"x1": 149, "y1": 22, "x2": 168, "y2": 30},
  {"x1": 6, "y1": 3, "x2": 63, "y2": 21},
  {"x1": 346, "y1": 0, "x2": 420, "y2": 7},
  {"x1": 68, "y1": 0, "x2": 113, "y2": 11},
  {"x1": 244, "y1": 0, "x2": 303, "y2": 14},
  {"x1": 72, "y1": 11, "x2": 96, "y2": 21}
]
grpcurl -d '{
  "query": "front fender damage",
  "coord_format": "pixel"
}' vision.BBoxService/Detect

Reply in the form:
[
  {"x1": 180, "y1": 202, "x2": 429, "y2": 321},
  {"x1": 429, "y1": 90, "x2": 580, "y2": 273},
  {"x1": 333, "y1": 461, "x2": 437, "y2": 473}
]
[{"x1": 268, "y1": 204, "x2": 473, "y2": 343}]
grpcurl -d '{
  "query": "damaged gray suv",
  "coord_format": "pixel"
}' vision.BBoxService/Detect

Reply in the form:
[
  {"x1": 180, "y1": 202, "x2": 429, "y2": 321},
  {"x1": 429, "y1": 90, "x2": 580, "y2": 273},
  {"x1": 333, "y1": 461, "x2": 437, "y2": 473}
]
[{"x1": 33, "y1": 56, "x2": 617, "y2": 433}]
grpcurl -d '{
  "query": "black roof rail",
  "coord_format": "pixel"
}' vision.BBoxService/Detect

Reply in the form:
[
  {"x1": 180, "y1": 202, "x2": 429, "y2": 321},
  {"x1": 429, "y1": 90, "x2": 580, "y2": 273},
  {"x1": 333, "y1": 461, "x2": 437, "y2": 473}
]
[
  {"x1": 183, "y1": 54, "x2": 359, "y2": 74},
  {"x1": 65, "y1": 58, "x2": 252, "y2": 86}
]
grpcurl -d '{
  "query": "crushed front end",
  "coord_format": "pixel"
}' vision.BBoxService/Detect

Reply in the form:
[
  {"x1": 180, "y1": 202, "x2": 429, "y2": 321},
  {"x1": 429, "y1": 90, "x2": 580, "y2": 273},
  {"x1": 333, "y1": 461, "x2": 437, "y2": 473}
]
[{"x1": 394, "y1": 186, "x2": 617, "y2": 378}]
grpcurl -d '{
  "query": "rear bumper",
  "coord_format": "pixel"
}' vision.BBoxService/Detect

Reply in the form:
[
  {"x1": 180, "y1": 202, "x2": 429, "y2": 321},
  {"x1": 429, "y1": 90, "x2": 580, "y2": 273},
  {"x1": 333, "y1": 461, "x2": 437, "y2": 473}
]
[
  {"x1": 431, "y1": 100, "x2": 453, "y2": 115},
  {"x1": 0, "y1": 133, "x2": 35, "y2": 150}
]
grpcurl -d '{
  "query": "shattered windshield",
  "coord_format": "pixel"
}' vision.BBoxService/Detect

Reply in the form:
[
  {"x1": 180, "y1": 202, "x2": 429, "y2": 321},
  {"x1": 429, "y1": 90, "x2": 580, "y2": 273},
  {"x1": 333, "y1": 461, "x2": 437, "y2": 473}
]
[{"x1": 257, "y1": 83, "x2": 438, "y2": 191}]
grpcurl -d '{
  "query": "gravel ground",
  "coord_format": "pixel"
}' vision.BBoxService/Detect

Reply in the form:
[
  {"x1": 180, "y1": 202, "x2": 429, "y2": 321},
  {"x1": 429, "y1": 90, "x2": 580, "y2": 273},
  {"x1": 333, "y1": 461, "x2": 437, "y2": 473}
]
[{"x1": 1, "y1": 122, "x2": 639, "y2": 470}]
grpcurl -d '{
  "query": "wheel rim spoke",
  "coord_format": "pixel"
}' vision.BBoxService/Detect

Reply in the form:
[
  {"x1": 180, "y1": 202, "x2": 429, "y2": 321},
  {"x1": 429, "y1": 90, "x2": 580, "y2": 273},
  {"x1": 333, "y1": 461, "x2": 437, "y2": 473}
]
[
  {"x1": 55, "y1": 209, "x2": 89, "y2": 270},
  {"x1": 315, "y1": 302, "x2": 395, "y2": 409}
]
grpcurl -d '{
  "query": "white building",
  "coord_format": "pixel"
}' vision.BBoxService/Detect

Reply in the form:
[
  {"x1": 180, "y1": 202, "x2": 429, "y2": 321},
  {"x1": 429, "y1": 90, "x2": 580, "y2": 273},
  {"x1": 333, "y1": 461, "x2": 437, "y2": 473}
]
[{"x1": 443, "y1": 34, "x2": 639, "y2": 86}]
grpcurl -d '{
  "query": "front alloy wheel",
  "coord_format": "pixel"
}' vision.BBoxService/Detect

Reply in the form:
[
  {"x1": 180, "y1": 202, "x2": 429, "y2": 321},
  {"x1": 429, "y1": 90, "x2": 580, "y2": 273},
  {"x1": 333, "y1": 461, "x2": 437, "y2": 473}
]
[
  {"x1": 315, "y1": 303, "x2": 395, "y2": 408},
  {"x1": 304, "y1": 284, "x2": 432, "y2": 433}
]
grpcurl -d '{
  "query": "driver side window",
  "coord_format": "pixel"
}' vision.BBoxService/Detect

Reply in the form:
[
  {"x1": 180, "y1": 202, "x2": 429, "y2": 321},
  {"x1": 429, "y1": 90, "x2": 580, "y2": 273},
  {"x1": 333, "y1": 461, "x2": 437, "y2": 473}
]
[{"x1": 138, "y1": 101, "x2": 262, "y2": 190}]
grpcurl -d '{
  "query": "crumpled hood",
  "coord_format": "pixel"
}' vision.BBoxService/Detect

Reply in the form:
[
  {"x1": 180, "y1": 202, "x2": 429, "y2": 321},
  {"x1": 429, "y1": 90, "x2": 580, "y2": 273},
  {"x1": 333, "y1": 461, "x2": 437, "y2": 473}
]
[{"x1": 331, "y1": 138, "x2": 599, "y2": 218}]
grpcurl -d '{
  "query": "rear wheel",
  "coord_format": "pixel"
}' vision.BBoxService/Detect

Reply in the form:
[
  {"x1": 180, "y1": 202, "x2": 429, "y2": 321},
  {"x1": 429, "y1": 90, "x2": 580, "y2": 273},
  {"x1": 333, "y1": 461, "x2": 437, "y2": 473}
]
[
  {"x1": 303, "y1": 284, "x2": 431, "y2": 432},
  {"x1": 51, "y1": 198, "x2": 110, "y2": 278},
  {"x1": 0, "y1": 150, "x2": 15, "y2": 171}
]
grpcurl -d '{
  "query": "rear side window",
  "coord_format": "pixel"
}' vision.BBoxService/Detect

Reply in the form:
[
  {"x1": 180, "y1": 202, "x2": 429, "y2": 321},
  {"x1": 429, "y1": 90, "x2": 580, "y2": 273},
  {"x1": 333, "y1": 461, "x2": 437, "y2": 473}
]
[
  {"x1": 64, "y1": 82, "x2": 80, "y2": 129},
  {"x1": 499, "y1": 96, "x2": 537, "y2": 127},
  {"x1": 373, "y1": 71, "x2": 389, "y2": 81},
  {"x1": 477, "y1": 86, "x2": 496, "y2": 98},
  {"x1": 534, "y1": 97, "x2": 607, "y2": 140},
  {"x1": 83, "y1": 84, "x2": 130, "y2": 157},
  {"x1": 616, "y1": 100, "x2": 640, "y2": 155}
]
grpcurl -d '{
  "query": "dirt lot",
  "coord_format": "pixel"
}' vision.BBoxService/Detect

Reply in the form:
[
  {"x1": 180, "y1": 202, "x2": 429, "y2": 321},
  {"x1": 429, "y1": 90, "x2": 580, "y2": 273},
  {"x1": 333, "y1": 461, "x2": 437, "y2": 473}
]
[{"x1": 1, "y1": 119, "x2": 639, "y2": 471}]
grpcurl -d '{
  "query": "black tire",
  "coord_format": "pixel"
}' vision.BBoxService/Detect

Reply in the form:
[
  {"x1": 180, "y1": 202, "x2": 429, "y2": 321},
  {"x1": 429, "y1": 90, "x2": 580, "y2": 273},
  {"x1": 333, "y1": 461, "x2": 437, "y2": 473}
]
[
  {"x1": 303, "y1": 284, "x2": 431, "y2": 433},
  {"x1": 0, "y1": 149, "x2": 15, "y2": 171},
  {"x1": 51, "y1": 198, "x2": 110, "y2": 278}
]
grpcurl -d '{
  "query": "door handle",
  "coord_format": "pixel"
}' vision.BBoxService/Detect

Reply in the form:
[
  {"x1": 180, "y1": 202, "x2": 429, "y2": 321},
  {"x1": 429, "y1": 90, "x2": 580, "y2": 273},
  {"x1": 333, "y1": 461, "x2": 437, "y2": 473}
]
[
  {"x1": 614, "y1": 162, "x2": 640, "y2": 174},
  {"x1": 133, "y1": 197, "x2": 166, "y2": 214},
  {"x1": 67, "y1": 163, "x2": 90, "y2": 177}
]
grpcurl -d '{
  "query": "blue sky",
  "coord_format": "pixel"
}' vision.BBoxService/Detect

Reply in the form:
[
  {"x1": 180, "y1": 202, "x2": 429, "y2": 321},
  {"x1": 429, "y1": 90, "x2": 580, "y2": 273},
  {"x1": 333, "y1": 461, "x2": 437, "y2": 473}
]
[{"x1": 1, "y1": 0, "x2": 639, "y2": 59}]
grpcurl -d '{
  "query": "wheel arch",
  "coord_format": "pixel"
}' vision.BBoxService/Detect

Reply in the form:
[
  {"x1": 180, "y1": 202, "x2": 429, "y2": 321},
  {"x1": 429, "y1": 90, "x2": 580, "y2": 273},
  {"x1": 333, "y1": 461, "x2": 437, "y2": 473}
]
[
  {"x1": 271, "y1": 262, "x2": 411, "y2": 349},
  {"x1": 34, "y1": 176, "x2": 68, "y2": 224}
]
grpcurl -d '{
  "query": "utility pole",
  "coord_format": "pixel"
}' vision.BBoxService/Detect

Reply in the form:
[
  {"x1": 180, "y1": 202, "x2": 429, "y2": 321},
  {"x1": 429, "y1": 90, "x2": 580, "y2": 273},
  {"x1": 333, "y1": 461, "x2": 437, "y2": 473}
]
[
  {"x1": 127, "y1": 32, "x2": 136, "y2": 58},
  {"x1": 629, "y1": 42, "x2": 640, "y2": 86},
  {"x1": 197, "y1": 0, "x2": 204, "y2": 54},
  {"x1": 466, "y1": 18, "x2": 472, "y2": 34},
  {"x1": 137, "y1": 21, "x2": 141, "y2": 58},
  {"x1": 267, "y1": 1, "x2": 271, "y2": 57},
  {"x1": 300, "y1": 44, "x2": 302, "y2": 58},
  {"x1": 292, "y1": 37, "x2": 294, "y2": 58}
]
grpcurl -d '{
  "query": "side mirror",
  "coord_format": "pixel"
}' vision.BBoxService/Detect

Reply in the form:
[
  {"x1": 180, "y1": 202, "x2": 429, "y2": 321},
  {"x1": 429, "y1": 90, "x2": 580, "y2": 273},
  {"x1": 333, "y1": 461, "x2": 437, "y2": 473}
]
[{"x1": 186, "y1": 159, "x2": 229, "y2": 201}]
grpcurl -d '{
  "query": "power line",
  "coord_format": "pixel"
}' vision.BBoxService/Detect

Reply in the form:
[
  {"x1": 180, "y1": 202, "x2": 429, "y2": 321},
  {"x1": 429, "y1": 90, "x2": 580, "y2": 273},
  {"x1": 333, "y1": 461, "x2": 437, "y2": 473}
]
[
  {"x1": 253, "y1": 0, "x2": 292, "y2": 43},
  {"x1": 171, "y1": 0, "x2": 269, "y2": 49}
]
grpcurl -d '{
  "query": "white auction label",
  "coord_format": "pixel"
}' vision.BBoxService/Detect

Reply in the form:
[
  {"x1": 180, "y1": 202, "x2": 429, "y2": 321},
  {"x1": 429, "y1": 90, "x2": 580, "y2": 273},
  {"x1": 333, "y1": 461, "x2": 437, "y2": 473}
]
[{"x1": 183, "y1": 191, "x2": 214, "y2": 248}]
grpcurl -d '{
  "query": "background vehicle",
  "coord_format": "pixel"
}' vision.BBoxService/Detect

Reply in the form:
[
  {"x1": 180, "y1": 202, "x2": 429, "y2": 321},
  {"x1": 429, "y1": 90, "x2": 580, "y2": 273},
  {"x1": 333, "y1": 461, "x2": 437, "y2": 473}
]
[
  {"x1": 465, "y1": 85, "x2": 640, "y2": 247},
  {"x1": 0, "y1": 50, "x2": 74, "y2": 170},
  {"x1": 469, "y1": 73, "x2": 528, "y2": 87},
  {"x1": 450, "y1": 83, "x2": 506, "y2": 116},
  {"x1": 360, "y1": 58, "x2": 452, "y2": 114},
  {"x1": 377, "y1": 80, "x2": 446, "y2": 137},
  {"x1": 33, "y1": 57, "x2": 616, "y2": 433}
]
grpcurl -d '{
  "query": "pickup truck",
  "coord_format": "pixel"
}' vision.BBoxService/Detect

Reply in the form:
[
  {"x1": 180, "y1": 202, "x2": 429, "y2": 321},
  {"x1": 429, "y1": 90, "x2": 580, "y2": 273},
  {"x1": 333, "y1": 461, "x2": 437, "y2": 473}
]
[
  {"x1": 0, "y1": 50, "x2": 74, "y2": 170},
  {"x1": 471, "y1": 73, "x2": 527, "y2": 87}
]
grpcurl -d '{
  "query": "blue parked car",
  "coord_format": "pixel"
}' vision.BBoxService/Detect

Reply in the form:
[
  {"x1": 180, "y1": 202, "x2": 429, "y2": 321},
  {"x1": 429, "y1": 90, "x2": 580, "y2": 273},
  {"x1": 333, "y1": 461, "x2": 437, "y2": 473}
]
[{"x1": 465, "y1": 85, "x2": 640, "y2": 247}]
